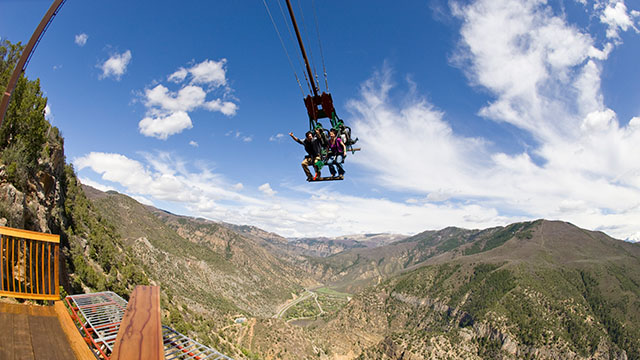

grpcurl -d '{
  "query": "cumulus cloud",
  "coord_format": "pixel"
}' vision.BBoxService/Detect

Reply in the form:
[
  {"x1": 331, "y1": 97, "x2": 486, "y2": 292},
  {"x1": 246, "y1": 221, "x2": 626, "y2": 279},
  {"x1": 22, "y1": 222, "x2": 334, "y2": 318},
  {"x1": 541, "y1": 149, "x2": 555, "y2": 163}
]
[
  {"x1": 139, "y1": 111, "x2": 192, "y2": 140},
  {"x1": 189, "y1": 59, "x2": 228, "y2": 87},
  {"x1": 99, "y1": 50, "x2": 131, "y2": 80},
  {"x1": 74, "y1": 152, "x2": 263, "y2": 206},
  {"x1": 139, "y1": 59, "x2": 237, "y2": 139},
  {"x1": 189, "y1": 140, "x2": 199, "y2": 147},
  {"x1": 258, "y1": 183, "x2": 276, "y2": 196},
  {"x1": 74, "y1": 33, "x2": 88, "y2": 46},
  {"x1": 168, "y1": 68, "x2": 188, "y2": 83},
  {"x1": 203, "y1": 99, "x2": 238, "y2": 116},
  {"x1": 599, "y1": 0, "x2": 639, "y2": 39}
]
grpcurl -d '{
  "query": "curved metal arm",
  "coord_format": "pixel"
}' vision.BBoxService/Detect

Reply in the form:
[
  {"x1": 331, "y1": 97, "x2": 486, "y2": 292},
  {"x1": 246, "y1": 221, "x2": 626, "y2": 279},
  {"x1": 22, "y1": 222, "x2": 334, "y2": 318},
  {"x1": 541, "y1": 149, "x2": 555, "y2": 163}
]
[{"x1": 0, "y1": 0, "x2": 66, "y2": 128}]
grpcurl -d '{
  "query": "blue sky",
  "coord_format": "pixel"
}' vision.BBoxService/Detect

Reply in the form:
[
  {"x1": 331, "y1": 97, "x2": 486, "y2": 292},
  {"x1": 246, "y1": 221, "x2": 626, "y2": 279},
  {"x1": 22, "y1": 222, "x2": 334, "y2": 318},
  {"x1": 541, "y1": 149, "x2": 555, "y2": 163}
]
[{"x1": 2, "y1": 0, "x2": 639, "y2": 240}]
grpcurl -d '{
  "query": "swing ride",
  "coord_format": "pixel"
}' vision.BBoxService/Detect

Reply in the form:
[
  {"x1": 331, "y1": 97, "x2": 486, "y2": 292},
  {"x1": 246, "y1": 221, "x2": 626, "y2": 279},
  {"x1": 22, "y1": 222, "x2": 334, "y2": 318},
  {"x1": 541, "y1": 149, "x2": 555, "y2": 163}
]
[{"x1": 264, "y1": 0, "x2": 360, "y2": 182}]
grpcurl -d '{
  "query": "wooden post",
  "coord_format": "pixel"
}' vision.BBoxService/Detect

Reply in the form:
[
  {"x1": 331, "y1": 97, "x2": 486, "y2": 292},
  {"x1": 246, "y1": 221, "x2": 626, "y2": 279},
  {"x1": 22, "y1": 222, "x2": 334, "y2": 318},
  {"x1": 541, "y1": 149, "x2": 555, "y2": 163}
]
[{"x1": 111, "y1": 286, "x2": 163, "y2": 360}]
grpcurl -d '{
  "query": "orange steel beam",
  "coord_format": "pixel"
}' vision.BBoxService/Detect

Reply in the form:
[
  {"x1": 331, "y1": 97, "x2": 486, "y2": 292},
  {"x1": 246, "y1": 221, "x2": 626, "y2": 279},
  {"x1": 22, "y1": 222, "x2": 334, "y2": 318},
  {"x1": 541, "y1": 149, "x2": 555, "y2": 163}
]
[{"x1": 0, "y1": 0, "x2": 66, "y2": 128}]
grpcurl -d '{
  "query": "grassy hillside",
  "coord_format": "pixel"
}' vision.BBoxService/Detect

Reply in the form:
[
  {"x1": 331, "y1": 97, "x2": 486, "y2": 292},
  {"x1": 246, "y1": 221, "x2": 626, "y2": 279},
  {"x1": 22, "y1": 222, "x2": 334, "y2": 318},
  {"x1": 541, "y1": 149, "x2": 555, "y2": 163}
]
[
  {"x1": 303, "y1": 222, "x2": 537, "y2": 292},
  {"x1": 83, "y1": 186, "x2": 321, "y2": 356},
  {"x1": 315, "y1": 220, "x2": 640, "y2": 359}
]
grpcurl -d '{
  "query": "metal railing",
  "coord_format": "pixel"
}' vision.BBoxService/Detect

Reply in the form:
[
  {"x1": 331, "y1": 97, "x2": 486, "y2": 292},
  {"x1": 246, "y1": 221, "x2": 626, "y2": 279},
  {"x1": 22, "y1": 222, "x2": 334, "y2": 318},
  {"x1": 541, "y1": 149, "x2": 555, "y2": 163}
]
[
  {"x1": 66, "y1": 291, "x2": 234, "y2": 360},
  {"x1": 0, "y1": 225, "x2": 60, "y2": 300}
]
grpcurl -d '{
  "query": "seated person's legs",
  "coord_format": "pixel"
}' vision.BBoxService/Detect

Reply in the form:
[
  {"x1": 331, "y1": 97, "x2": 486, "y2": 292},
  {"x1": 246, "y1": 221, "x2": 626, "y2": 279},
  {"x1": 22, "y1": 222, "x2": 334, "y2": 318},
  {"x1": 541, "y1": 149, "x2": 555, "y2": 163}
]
[{"x1": 301, "y1": 157, "x2": 313, "y2": 180}]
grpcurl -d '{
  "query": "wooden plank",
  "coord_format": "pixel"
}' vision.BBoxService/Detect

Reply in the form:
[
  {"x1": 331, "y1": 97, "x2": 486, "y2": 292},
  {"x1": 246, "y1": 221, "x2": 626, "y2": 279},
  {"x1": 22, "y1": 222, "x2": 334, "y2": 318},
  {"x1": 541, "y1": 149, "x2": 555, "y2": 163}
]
[
  {"x1": 111, "y1": 286, "x2": 163, "y2": 360},
  {"x1": 29, "y1": 241, "x2": 33, "y2": 295},
  {"x1": 29, "y1": 314, "x2": 75, "y2": 360},
  {"x1": 0, "y1": 291, "x2": 60, "y2": 301},
  {"x1": 1, "y1": 236, "x2": 5, "y2": 292},
  {"x1": 46, "y1": 314, "x2": 78, "y2": 360},
  {"x1": 54, "y1": 301, "x2": 96, "y2": 360},
  {"x1": 40, "y1": 243, "x2": 45, "y2": 295},
  {"x1": 12, "y1": 313, "x2": 35, "y2": 360},
  {"x1": 54, "y1": 245, "x2": 59, "y2": 297},
  {"x1": 29, "y1": 315, "x2": 56, "y2": 359},
  {"x1": 18, "y1": 240, "x2": 24, "y2": 294},
  {"x1": 28, "y1": 304, "x2": 56, "y2": 317},
  {"x1": 11, "y1": 237, "x2": 15, "y2": 293},
  {"x1": 0, "y1": 301, "x2": 32, "y2": 315},
  {"x1": 0, "y1": 226, "x2": 60, "y2": 243},
  {"x1": 0, "y1": 311, "x2": 15, "y2": 360}
]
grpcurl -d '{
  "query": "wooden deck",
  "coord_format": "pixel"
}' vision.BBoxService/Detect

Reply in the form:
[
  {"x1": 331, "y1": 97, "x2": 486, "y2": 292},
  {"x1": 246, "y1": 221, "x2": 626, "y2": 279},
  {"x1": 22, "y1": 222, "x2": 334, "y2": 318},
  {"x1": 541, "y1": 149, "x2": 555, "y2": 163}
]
[{"x1": 0, "y1": 301, "x2": 94, "y2": 360}]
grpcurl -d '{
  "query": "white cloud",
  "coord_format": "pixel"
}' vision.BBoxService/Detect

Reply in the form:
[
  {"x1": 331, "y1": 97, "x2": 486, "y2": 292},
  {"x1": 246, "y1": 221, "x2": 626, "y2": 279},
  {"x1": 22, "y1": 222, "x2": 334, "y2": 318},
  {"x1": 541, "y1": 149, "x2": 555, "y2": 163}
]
[
  {"x1": 139, "y1": 111, "x2": 193, "y2": 140},
  {"x1": 269, "y1": 133, "x2": 285, "y2": 142},
  {"x1": 131, "y1": 195, "x2": 154, "y2": 206},
  {"x1": 627, "y1": 232, "x2": 640, "y2": 243},
  {"x1": 203, "y1": 99, "x2": 238, "y2": 116},
  {"x1": 599, "y1": 1, "x2": 639, "y2": 39},
  {"x1": 188, "y1": 59, "x2": 227, "y2": 87},
  {"x1": 189, "y1": 140, "x2": 199, "y2": 147},
  {"x1": 44, "y1": 104, "x2": 52, "y2": 121},
  {"x1": 74, "y1": 33, "x2": 88, "y2": 47},
  {"x1": 145, "y1": 85, "x2": 206, "y2": 113},
  {"x1": 99, "y1": 50, "x2": 132, "y2": 80},
  {"x1": 166, "y1": 59, "x2": 228, "y2": 88},
  {"x1": 138, "y1": 59, "x2": 237, "y2": 139},
  {"x1": 258, "y1": 183, "x2": 276, "y2": 196},
  {"x1": 74, "y1": 152, "x2": 265, "y2": 207},
  {"x1": 225, "y1": 130, "x2": 252, "y2": 142},
  {"x1": 78, "y1": 177, "x2": 116, "y2": 192},
  {"x1": 168, "y1": 68, "x2": 188, "y2": 83}
]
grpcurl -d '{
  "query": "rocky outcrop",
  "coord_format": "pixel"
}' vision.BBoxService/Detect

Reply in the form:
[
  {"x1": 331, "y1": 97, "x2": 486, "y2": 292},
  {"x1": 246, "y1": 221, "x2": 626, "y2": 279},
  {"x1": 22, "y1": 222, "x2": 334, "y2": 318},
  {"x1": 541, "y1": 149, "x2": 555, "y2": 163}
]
[{"x1": 0, "y1": 129, "x2": 67, "y2": 233}]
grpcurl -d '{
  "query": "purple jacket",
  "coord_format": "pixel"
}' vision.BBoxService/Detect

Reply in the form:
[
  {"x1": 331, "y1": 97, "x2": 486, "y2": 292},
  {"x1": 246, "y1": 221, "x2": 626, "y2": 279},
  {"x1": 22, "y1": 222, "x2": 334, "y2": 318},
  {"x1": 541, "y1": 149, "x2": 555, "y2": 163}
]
[{"x1": 328, "y1": 137, "x2": 344, "y2": 155}]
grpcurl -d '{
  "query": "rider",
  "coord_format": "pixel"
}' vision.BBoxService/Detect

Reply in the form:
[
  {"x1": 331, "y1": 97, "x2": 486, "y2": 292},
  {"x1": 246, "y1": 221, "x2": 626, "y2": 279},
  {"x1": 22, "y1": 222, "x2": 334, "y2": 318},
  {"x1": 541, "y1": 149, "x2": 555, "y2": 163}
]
[
  {"x1": 325, "y1": 128, "x2": 346, "y2": 179},
  {"x1": 289, "y1": 131, "x2": 322, "y2": 180}
]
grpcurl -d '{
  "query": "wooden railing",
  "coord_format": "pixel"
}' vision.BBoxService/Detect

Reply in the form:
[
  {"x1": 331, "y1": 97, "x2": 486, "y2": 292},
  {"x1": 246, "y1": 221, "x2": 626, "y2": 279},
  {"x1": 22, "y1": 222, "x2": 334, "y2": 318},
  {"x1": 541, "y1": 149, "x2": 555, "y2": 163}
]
[{"x1": 0, "y1": 225, "x2": 60, "y2": 300}]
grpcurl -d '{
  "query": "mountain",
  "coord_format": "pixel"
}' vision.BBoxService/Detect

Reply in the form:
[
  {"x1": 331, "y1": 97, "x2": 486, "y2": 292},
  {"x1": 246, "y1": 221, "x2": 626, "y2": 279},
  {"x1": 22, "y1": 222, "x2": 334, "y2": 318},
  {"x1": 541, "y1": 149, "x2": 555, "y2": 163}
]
[
  {"x1": 81, "y1": 186, "x2": 322, "y2": 351},
  {"x1": 298, "y1": 224, "x2": 518, "y2": 292},
  {"x1": 290, "y1": 220, "x2": 640, "y2": 359},
  {"x1": 286, "y1": 233, "x2": 408, "y2": 257}
]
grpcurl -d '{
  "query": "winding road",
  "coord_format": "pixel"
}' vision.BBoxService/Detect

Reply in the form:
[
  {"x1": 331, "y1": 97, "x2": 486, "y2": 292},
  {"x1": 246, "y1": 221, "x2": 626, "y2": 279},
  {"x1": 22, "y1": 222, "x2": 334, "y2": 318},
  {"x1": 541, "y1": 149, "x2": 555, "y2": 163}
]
[{"x1": 273, "y1": 289, "x2": 316, "y2": 319}]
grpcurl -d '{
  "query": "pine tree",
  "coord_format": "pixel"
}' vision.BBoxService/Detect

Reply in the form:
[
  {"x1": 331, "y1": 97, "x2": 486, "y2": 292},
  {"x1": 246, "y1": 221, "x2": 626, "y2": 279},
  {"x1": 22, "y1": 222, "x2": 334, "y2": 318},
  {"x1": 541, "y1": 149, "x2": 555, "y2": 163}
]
[{"x1": 0, "y1": 39, "x2": 49, "y2": 189}]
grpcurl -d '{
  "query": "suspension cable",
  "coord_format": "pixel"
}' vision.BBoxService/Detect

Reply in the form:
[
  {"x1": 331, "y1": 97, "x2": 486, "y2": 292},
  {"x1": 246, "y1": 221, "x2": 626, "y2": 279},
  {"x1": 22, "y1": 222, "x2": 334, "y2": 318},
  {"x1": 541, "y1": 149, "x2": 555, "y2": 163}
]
[
  {"x1": 311, "y1": 0, "x2": 329, "y2": 92},
  {"x1": 275, "y1": 0, "x2": 313, "y2": 94},
  {"x1": 296, "y1": 0, "x2": 320, "y2": 93},
  {"x1": 262, "y1": 0, "x2": 305, "y2": 96}
]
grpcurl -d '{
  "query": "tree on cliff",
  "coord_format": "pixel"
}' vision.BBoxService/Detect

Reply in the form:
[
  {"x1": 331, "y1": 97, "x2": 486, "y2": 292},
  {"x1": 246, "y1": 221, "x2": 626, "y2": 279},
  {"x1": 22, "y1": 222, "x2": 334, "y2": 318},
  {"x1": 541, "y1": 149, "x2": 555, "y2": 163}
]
[{"x1": 0, "y1": 39, "x2": 51, "y2": 190}]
